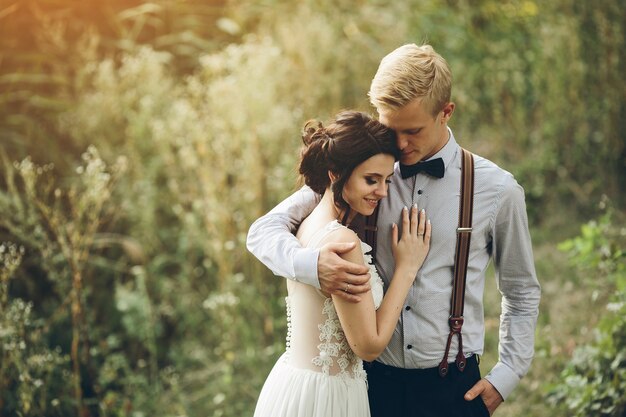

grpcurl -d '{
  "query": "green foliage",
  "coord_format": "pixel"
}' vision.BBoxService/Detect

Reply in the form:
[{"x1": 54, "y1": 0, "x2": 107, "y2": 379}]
[
  {"x1": 548, "y1": 209, "x2": 626, "y2": 416},
  {"x1": 557, "y1": 206, "x2": 625, "y2": 288},
  {"x1": 0, "y1": 148, "x2": 130, "y2": 416},
  {"x1": 0, "y1": 242, "x2": 73, "y2": 416},
  {"x1": 0, "y1": 0, "x2": 625, "y2": 416}
]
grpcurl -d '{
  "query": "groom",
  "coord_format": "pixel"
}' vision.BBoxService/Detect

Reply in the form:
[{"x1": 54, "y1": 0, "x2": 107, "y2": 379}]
[{"x1": 247, "y1": 44, "x2": 540, "y2": 416}]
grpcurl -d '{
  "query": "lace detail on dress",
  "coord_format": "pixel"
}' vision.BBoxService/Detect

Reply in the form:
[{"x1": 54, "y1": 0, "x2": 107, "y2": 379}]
[
  {"x1": 311, "y1": 298, "x2": 367, "y2": 381},
  {"x1": 284, "y1": 220, "x2": 384, "y2": 383}
]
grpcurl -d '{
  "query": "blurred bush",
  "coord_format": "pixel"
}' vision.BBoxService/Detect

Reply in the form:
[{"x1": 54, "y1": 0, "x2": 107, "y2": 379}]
[
  {"x1": 0, "y1": 0, "x2": 624, "y2": 416},
  {"x1": 548, "y1": 206, "x2": 626, "y2": 416}
]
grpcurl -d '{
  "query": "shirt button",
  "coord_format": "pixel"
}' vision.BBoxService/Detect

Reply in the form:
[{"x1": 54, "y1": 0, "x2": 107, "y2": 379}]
[
  {"x1": 405, "y1": 306, "x2": 411, "y2": 311},
  {"x1": 417, "y1": 189, "x2": 423, "y2": 195},
  {"x1": 407, "y1": 344, "x2": 413, "y2": 350}
]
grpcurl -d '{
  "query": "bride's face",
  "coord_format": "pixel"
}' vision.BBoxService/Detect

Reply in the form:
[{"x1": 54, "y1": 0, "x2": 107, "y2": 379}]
[{"x1": 341, "y1": 153, "x2": 395, "y2": 216}]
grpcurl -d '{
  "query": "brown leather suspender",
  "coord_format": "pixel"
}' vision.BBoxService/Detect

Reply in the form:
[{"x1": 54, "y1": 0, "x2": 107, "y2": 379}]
[{"x1": 438, "y1": 148, "x2": 475, "y2": 377}]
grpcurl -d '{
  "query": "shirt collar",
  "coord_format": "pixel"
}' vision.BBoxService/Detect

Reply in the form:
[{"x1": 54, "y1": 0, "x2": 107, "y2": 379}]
[
  {"x1": 425, "y1": 127, "x2": 459, "y2": 173},
  {"x1": 394, "y1": 127, "x2": 460, "y2": 176},
  {"x1": 428, "y1": 127, "x2": 459, "y2": 171}
]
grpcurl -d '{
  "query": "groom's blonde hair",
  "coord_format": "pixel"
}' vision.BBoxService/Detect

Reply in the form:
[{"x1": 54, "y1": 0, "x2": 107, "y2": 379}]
[{"x1": 368, "y1": 44, "x2": 452, "y2": 117}]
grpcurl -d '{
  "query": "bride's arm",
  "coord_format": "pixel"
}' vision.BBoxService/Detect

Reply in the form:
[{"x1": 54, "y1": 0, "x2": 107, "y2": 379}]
[{"x1": 331, "y1": 206, "x2": 430, "y2": 361}]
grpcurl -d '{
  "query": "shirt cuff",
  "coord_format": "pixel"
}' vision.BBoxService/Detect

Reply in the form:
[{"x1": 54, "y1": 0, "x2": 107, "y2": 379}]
[
  {"x1": 293, "y1": 247, "x2": 321, "y2": 289},
  {"x1": 484, "y1": 361, "x2": 521, "y2": 401}
]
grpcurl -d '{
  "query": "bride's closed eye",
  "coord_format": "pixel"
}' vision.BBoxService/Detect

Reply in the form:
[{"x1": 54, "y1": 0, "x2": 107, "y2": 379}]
[{"x1": 366, "y1": 177, "x2": 392, "y2": 185}]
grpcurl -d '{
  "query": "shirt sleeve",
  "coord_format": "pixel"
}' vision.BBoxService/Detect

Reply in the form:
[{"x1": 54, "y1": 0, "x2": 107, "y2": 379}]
[
  {"x1": 484, "y1": 176, "x2": 541, "y2": 400},
  {"x1": 246, "y1": 186, "x2": 322, "y2": 288}
]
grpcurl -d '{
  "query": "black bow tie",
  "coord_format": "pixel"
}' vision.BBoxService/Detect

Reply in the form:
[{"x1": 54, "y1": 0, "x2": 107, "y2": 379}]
[{"x1": 399, "y1": 158, "x2": 445, "y2": 179}]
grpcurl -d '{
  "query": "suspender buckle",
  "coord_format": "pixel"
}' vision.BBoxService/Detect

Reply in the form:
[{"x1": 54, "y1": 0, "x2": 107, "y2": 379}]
[
  {"x1": 456, "y1": 227, "x2": 473, "y2": 233},
  {"x1": 448, "y1": 316, "x2": 464, "y2": 332}
]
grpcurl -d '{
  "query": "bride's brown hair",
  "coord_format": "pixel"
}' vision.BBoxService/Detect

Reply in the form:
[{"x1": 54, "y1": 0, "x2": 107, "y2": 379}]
[{"x1": 298, "y1": 111, "x2": 399, "y2": 223}]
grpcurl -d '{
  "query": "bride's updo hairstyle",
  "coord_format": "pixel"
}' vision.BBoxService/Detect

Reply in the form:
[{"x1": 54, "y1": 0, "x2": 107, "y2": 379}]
[{"x1": 299, "y1": 111, "x2": 399, "y2": 222}]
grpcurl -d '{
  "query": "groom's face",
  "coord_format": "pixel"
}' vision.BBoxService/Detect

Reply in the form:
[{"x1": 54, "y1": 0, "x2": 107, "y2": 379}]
[{"x1": 378, "y1": 98, "x2": 452, "y2": 165}]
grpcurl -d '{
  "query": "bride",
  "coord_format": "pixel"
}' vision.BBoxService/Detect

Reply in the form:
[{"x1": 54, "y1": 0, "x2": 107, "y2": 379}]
[{"x1": 252, "y1": 111, "x2": 431, "y2": 417}]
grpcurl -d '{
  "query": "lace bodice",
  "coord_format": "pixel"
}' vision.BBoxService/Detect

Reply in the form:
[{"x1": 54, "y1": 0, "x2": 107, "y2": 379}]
[{"x1": 284, "y1": 221, "x2": 384, "y2": 381}]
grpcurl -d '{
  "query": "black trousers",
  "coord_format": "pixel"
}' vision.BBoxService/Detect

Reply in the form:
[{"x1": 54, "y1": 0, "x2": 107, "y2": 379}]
[{"x1": 365, "y1": 356, "x2": 490, "y2": 417}]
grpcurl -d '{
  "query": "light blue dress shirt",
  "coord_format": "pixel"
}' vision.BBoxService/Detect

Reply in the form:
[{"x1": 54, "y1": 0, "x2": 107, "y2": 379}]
[{"x1": 246, "y1": 129, "x2": 541, "y2": 400}]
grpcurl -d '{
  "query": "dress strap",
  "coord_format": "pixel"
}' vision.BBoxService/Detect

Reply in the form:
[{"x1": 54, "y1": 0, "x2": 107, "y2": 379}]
[{"x1": 304, "y1": 220, "x2": 345, "y2": 249}]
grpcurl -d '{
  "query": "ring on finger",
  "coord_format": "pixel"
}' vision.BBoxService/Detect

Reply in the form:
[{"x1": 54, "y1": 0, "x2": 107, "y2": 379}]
[{"x1": 345, "y1": 284, "x2": 350, "y2": 293}]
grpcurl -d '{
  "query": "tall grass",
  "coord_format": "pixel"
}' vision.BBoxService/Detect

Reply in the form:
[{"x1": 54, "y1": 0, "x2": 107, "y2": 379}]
[{"x1": 0, "y1": 0, "x2": 624, "y2": 416}]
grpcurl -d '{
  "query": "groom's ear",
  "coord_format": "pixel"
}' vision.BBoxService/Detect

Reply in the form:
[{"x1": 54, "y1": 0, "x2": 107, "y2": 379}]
[
  {"x1": 328, "y1": 171, "x2": 338, "y2": 183},
  {"x1": 441, "y1": 102, "x2": 455, "y2": 123}
]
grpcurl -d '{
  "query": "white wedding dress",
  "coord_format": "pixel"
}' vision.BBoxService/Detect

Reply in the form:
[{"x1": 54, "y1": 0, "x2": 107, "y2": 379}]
[{"x1": 253, "y1": 221, "x2": 384, "y2": 417}]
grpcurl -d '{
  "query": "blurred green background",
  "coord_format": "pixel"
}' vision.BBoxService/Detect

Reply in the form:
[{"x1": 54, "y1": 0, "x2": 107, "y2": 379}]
[{"x1": 0, "y1": 0, "x2": 624, "y2": 416}]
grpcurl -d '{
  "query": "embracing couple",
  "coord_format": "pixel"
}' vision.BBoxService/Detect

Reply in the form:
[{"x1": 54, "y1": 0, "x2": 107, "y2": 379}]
[{"x1": 247, "y1": 44, "x2": 541, "y2": 417}]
